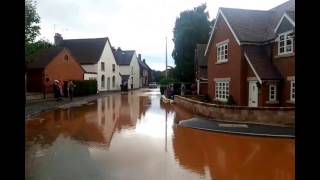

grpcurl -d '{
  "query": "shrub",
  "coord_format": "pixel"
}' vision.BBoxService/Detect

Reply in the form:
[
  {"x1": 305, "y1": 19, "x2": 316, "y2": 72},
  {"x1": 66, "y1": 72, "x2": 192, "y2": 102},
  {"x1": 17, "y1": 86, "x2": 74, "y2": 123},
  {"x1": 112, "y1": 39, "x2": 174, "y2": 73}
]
[
  {"x1": 226, "y1": 95, "x2": 236, "y2": 105},
  {"x1": 73, "y1": 80, "x2": 97, "y2": 97}
]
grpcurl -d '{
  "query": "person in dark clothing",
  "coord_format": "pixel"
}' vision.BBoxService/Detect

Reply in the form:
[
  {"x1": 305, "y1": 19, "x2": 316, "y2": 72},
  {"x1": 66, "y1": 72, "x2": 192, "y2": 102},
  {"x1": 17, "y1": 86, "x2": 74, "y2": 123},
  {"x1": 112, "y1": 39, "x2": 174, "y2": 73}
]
[
  {"x1": 67, "y1": 81, "x2": 76, "y2": 101},
  {"x1": 53, "y1": 80, "x2": 62, "y2": 101}
]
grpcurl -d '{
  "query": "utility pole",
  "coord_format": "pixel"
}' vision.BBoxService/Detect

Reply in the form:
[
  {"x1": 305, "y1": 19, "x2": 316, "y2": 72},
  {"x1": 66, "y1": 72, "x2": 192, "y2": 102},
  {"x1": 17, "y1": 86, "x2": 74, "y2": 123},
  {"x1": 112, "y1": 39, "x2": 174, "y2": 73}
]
[{"x1": 165, "y1": 36, "x2": 168, "y2": 79}]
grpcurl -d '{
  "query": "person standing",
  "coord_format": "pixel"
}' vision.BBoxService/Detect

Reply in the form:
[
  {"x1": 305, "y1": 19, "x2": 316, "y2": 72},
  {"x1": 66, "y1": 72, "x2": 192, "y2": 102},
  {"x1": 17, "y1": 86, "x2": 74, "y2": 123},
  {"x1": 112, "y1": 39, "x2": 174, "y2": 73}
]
[
  {"x1": 67, "y1": 81, "x2": 76, "y2": 101},
  {"x1": 59, "y1": 80, "x2": 64, "y2": 97},
  {"x1": 53, "y1": 80, "x2": 61, "y2": 101}
]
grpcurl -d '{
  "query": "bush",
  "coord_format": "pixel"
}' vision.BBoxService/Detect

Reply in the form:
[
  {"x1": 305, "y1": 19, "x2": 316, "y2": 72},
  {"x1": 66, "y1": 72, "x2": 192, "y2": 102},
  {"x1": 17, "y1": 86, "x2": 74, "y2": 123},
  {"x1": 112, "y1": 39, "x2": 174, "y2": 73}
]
[
  {"x1": 159, "y1": 78, "x2": 176, "y2": 86},
  {"x1": 227, "y1": 95, "x2": 236, "y2": 105},
  {"x1": 73, "y1": 80, "x2": 97, "y2": 97},
  {"x1": 160, "y1": 86, "x2": 166, "y2": 95}
]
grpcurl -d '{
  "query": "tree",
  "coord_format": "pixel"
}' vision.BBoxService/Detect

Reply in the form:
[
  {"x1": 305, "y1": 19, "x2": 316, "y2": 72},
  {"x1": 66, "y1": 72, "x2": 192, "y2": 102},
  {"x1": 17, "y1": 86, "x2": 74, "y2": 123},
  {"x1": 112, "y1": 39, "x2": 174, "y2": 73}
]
[
  {"x1": 25, "y1": 0, "x2": 40, "y2": 44},
  {"x1": 25, "y1": 39, "x2": 53, "y2": 63},
  {"x1": 172, "y1": 4, "x2": 211, "y2": 82}
]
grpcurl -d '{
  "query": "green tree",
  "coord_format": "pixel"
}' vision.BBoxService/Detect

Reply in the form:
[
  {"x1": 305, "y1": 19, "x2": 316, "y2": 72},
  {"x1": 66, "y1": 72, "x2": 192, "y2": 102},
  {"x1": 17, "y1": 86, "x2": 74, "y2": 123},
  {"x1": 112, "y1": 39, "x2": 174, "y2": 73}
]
[
  {"x1": 25, "y1": 39, "x2": 53, "y2": 63},
  {"x1": 25, "y1": 0, "x2": 40, "y2": 44},
  {"x1": 172, "y1": 4, "x2": 211, "y2": 82}
]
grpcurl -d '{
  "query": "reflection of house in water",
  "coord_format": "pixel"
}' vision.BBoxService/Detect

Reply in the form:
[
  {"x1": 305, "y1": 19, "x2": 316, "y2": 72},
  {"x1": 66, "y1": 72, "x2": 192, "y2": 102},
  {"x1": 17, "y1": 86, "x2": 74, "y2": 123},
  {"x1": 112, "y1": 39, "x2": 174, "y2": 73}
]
[{"x1": 172, "y1": 127, "x2": 294, "y2": 180}]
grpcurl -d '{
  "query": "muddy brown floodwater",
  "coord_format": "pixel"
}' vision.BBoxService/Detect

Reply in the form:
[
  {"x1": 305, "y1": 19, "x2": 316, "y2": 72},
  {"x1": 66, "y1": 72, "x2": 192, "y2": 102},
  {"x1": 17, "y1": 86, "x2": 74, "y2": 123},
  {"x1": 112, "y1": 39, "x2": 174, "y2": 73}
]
[{"x1": 25, "y1": 89, "x2": 295, "y2": 180}]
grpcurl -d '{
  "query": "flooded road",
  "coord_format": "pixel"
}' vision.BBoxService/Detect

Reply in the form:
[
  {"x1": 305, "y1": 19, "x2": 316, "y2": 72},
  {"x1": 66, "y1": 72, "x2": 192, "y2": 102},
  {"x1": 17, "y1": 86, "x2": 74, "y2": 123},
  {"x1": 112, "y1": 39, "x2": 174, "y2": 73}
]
[{"x1": 25, "y1": 89, "x2": 294, "y2": 180}]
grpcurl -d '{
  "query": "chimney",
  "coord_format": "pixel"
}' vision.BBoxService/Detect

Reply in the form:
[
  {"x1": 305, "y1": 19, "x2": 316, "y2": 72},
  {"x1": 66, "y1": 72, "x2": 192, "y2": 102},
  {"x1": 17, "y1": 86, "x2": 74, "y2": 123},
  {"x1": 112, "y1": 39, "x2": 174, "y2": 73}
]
[
  {"x1": 143, "y1": 59, "x2": 146, "y2": 63},
  {"x1": 54, "y1": 33, "x2": 63, "y2": 46},
  {"x1": 138, "y1": 54, "x2": 141, "y2": 61}
]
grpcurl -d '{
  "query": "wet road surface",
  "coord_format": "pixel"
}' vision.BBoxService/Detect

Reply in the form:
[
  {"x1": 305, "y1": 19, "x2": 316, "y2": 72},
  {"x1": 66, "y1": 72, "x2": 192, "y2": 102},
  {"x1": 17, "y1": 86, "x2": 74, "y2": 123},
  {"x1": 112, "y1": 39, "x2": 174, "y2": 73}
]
[{"x1": 25, "y1": 89, "x2": 295, "y2": 180}]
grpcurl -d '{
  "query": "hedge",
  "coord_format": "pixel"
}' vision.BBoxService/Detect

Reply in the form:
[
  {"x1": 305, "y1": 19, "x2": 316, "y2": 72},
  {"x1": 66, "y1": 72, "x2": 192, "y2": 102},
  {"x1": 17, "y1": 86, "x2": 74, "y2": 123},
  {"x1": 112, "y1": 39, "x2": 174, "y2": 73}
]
[{"x1": 72, "y1": 80, "x2": 97, "y2": 97}]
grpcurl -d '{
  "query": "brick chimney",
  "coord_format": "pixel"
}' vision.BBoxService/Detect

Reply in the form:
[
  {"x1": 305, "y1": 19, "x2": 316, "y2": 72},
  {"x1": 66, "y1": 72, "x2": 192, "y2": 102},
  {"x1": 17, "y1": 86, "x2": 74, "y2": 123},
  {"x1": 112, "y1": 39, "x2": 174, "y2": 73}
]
[
  {"x1": 54, "y1": 33, "x2": 63, "y2": 46},
  {"x1": 143, "y1": 59, "x2": 146, "y2": 63},
  {"x1": 138, "y1": 54, "x2": 141, "y2": 61}
]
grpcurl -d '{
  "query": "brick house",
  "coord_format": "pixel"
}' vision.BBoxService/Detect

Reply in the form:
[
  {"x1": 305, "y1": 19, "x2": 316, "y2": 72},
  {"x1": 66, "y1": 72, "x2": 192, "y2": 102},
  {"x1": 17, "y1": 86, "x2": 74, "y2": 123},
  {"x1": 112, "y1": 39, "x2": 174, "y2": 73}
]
[
  {"x1": 205, "y1": 0, "x2": 295, "y2": 107},
  {"x1": 194, "y1": 44, "x2": 208, "y2": 95},
  {"x1": 137, "y1": 54, "x2": 152, "y2": 87},
  {"x1": 27, "y1": 47, "x2": 85, "y2": 92}
]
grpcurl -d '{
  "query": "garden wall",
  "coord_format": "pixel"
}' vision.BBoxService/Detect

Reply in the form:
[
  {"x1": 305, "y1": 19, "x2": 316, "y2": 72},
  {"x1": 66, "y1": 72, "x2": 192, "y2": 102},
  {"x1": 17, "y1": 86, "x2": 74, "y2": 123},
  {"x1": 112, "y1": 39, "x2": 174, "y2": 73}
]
[{"x1": 174, "y1": 95, "x2": 295, "y2": 127}]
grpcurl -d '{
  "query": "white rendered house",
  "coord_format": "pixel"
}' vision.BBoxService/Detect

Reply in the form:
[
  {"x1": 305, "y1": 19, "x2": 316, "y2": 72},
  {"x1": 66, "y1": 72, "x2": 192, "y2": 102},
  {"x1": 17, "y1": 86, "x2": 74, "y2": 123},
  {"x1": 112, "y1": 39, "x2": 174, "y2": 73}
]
[
  {"x1": 54, "y1": 33, "x2": 121, "y2": 92},
  {"x1": 114, "y1": 48, "x2": 140, "y2": 90}
]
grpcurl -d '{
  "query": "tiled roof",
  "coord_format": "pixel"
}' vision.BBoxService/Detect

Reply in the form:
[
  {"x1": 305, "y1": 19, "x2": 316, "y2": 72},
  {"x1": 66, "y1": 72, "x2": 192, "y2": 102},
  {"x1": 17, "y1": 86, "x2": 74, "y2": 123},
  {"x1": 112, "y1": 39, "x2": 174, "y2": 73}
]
[
  {"x1": 218, "y1": 0, "x2": 295, "y2": 43},
  {"x1": 27, "y1": 47, "x2": 65, "y2": 69},
  {"x1": 244, "y1": 46, "x2": 282, "y2": 80},
  {"x1": 60, "y1": 38, "x2": 108, "y2": 64},
  {"x1": 115, "y1": 49, "x2": 135, "y2": 65}
]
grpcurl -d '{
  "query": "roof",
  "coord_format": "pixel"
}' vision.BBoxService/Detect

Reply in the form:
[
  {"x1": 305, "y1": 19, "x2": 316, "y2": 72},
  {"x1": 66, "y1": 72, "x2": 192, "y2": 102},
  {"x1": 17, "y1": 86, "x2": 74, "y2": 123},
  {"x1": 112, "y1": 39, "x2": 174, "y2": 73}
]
[
  {"x1": 220, "y1": 8, "x2": 275, "y2": 42},
  {"x1": 115, "y1": 49, "x2": 135, "y2": 65},
  {"x1": 244, "y1": 46, "x2": 282, "y2": 81},
  {"x1": 27, "y1": 47, "x2": 65, "y2": 69},
  {"x1": 59, "y1": 38, "x2": 108, "y2": 64},
  {"x1": 195, "y1": 44, "x2": 207, "y2": 66},
  {"x1": 205, "y1": 0, "x2": 294, "y2": 54},
  {"x1": 138, "y1": 59, "x2": 150, "y2": 70}
]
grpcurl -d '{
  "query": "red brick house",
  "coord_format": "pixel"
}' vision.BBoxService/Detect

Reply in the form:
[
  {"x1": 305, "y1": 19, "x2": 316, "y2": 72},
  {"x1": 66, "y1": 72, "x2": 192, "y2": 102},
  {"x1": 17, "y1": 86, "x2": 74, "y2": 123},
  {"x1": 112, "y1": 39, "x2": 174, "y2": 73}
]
[
  {"x1": 205, "y1": 0, "x2": 295, "y2": 107},
  {"x1": 27, "y1": 47, "x2": 85, "y2": 92},
  {"x1": 194, "y1": 44, "x2": 208, "y2": 95}
]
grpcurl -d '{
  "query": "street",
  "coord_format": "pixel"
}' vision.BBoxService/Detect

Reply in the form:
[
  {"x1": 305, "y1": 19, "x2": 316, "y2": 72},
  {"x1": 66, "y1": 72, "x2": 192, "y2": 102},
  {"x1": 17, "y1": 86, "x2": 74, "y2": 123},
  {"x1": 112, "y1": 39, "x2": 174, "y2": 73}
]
[{"x1": 25, "y1": 88, "x2": 294, "y2": 180}]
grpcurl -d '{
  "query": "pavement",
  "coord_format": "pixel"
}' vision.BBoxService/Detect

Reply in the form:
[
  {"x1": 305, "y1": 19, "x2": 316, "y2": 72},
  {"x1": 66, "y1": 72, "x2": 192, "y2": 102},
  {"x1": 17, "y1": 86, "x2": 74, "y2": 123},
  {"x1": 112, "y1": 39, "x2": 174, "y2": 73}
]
[
  {"x1": 25, "y1": 90, "x2": 131, "y2": 119},
  {"x1": 179, "y1": 117, "x2": 295, "y2": 138}
]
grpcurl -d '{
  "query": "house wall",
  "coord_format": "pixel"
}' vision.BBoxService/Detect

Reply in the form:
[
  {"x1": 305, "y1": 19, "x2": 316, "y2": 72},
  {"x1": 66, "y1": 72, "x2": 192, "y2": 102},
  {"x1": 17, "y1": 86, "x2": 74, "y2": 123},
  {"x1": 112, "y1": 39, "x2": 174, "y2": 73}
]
[
  {"x1": 84, "y1": 73, "x2": 97, "y2": 80},
  {"x1": 207, "y1": 14, "x2": 243, "y2": 105},
  {"x1": 96, "y1": 40, "x2": 121, "y2": 92},
  {"x1": 119, "y1": 53, "x2": 140, "y2": 89},
  {"x1": 44, "y1": 49, "x2": 84, "y2": 92},
  {"x1": 272, "y1": 37, "x2": 295, "y2": 107}
]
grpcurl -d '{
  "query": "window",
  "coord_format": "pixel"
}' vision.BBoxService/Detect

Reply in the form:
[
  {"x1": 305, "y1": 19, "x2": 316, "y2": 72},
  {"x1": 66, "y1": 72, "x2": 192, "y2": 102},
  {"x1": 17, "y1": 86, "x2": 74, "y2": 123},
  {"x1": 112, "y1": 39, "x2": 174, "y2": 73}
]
[
  {"x1": 217, "y1": 42, "x2": 228, "y2": 62},
  {"x1": 290, "y1": 81, "x2": 295, "y2": 101},
  {"x1": 101, "y1": 62, "x2": 105, "y2": 71},
  {"x1": 112, "y1": 64, "x2": 115, "y2": 72},
  {"x1": 112, "y1": 76, "x2": 115, "y2": 88},
  {"x1": 269, "y1": 85, "x2": 277, "y2": 101},
  {"x1": 215, "y1": 81, "x2": 229, "y2": 101},
  {"x1": 101, "y1": 75, "x2": 105, "y2": 88},
  {"x1": 278, "y1": 31, "x2": 293, "y2": 55},
  {"x1": 64, "y1": 55, "x2": 68, "y2": 61}
]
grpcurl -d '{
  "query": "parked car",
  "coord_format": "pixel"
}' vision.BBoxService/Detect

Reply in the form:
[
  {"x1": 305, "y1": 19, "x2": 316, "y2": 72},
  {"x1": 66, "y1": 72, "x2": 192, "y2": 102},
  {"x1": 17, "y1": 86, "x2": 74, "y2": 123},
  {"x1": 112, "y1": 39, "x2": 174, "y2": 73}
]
[{"x1": 148, "y1": 82, "x2": 158, "y2": 88}]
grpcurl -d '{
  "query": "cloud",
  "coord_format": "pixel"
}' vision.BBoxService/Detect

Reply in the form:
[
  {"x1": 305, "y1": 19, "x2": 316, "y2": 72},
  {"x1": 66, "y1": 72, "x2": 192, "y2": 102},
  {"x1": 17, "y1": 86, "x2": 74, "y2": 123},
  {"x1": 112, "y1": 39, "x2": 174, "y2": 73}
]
[{"x1": 36, "y1": 0, "x2": 288, "y2": 71}]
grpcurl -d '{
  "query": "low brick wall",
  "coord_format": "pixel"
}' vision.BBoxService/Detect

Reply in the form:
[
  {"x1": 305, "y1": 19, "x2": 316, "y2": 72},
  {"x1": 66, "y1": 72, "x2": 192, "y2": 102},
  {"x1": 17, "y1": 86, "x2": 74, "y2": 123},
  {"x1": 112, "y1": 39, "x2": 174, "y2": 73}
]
[{"x1": 174, "y1": 95, "x2": 295, "y2": 127}]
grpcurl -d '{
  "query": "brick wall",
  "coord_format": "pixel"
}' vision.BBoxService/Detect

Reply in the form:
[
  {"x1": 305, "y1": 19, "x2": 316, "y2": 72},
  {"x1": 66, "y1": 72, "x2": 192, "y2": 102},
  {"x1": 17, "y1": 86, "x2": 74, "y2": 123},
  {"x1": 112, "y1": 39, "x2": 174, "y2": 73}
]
[{"x1": 174, "y1": 95, "x2": 295, "y2": 126}]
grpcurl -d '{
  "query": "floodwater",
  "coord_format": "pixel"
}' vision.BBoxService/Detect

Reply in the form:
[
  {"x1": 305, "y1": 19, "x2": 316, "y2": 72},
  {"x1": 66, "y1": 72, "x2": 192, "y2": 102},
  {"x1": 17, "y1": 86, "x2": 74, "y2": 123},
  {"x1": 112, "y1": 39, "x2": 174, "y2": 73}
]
[{"x1": 25, "y1": 89, "x2": 295, "y2": 180}]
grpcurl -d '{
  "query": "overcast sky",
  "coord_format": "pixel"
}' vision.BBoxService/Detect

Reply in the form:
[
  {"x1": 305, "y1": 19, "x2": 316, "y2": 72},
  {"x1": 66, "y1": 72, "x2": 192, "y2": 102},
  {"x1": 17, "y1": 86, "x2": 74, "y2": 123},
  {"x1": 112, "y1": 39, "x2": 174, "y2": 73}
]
[{"x1": 35, "y1": 0, "x2": 288, "y2": 71}]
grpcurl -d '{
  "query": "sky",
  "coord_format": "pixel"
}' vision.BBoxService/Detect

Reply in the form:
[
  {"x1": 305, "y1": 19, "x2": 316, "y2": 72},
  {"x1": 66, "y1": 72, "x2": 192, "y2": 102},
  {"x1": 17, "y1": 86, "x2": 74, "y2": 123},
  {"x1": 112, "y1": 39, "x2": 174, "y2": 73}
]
[{"x1": 35, "y1": 0, "x2": 288, "y2": 71}]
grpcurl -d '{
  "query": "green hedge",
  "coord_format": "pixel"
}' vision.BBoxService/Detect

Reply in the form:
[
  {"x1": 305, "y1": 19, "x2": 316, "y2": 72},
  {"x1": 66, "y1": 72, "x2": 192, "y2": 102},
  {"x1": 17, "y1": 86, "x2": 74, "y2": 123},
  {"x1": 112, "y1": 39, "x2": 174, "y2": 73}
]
[{"x1": 73, "y1": 80, "x2": 97, "y2": 96}]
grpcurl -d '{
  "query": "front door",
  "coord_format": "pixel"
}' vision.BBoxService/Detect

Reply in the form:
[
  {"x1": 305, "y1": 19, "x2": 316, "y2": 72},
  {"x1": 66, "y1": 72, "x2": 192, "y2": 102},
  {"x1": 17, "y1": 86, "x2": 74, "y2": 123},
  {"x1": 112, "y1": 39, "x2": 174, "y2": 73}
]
[{"x1": 248, "y1": 81, "x2": 258, "y2": 107}]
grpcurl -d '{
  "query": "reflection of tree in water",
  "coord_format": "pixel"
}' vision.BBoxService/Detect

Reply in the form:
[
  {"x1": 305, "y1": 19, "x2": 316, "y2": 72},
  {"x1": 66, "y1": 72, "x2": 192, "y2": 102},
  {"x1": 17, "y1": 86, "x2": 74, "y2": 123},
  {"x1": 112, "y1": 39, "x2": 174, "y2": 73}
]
[{"x1": 172, "y1": 127, "x2": 295, "y2": 180}]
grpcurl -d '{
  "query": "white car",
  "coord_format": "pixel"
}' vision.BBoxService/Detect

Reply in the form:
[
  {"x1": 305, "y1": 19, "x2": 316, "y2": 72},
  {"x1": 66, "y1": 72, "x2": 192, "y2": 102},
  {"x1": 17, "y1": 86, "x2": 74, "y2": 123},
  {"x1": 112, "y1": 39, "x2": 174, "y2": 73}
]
[{"x1": 148, "y1": 82, "x2": 157, "y2": 88}]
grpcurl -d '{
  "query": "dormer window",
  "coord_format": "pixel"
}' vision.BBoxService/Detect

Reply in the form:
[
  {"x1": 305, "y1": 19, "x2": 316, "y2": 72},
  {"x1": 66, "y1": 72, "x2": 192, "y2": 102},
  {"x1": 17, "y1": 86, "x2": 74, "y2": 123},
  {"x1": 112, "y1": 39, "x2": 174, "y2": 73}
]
[
  {"x1": 216, "y1": 40, "x2": 229, "y2": 63},
  {"x1": 278, "y1": 31, "x2": 293, "y2": 55}
]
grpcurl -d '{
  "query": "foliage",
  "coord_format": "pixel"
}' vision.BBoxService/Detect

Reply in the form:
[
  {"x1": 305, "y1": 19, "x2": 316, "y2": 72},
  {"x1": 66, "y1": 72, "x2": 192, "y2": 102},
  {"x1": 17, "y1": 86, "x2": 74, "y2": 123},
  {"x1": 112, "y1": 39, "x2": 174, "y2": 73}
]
[
  {"x1": 73, "y1": 80, "x2": 97, "y2": 97},
  {"x1": 227, "y1": 95, "x2": 236, "y2": 105},
  {"x1": 172, "y1": 4, "x2": 211, "y2": 82},
  {"x1": 159, "y1": 78, "x2": 177, "y2": 86},
  {"x1": 25, "y1": 39, "x2": 53, "y2": 63},
  {"x1": 25, "y1": 0, "x2": 40, "y2": 44}
]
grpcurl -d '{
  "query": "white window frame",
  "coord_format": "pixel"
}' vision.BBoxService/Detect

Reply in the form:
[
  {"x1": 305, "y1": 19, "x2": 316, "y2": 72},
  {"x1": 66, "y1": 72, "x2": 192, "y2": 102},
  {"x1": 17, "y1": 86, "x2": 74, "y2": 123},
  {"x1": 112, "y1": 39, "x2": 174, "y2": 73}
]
[
  {"x1": 101, "y1": 62, "x2": 105, "y2": 71},
  {"x1": 278, "y1": 31, "x2": 293, "y2": 55},
  {"x1": 215, "y1": 80, "x2": 230, "y2": 101},
  {"x1": 216, "y1": 40, "x2": 228, "y2": 63},
  {"x1": 290, "y1": 80, "x2": 295, "y2": 101},
  {"x1": 269, "y1": 84, "x2": 277, "y2": 101}
]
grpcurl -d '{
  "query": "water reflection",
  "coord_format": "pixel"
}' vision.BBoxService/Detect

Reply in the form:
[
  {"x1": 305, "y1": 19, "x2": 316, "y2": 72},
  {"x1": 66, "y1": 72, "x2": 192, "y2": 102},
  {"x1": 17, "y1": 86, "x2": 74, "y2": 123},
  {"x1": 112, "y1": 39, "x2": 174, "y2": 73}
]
[{"x1": 26, "y1": 89, "x2": 294, "y2": 180}]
